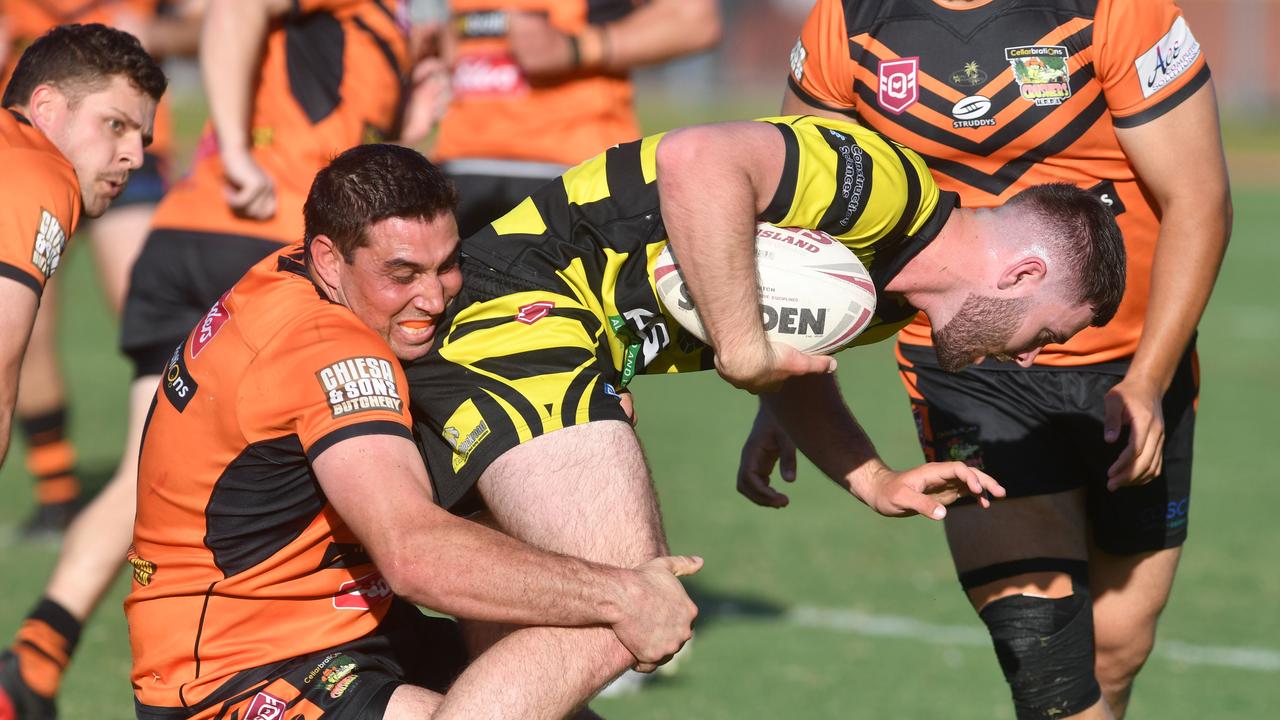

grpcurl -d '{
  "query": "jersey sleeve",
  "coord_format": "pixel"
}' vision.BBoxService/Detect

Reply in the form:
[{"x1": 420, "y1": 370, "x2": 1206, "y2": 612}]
[
  {"x1": 292, "y1": 0, "x2": 364, "y2": 16},
  {"x1": 787, "y1": 0, "x2": 859, "y2": 113},
  {"x1": 759, "y1": 116, "x2": 944, "y2": 251},
  {"x1": 0, "y1": 150, "x2": 78, "y2": 297},
  {"x1": 247, "y1": 308, "x2": 414, "y2": 463},
  {"x1": 1095, "y1": 0, "x2": 1210, "y2": 128}
]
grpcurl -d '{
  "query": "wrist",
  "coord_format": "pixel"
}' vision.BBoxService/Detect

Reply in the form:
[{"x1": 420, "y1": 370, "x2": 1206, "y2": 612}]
[
  {"x1": 598, "y1": 565, "x2": 635, "y2": 627},
  {"x1": 574, "y1": 24, "x2": 610, "y2": 70},
  {"x1": 847, "y1": 458, "x2": 892, "y2": 504}
]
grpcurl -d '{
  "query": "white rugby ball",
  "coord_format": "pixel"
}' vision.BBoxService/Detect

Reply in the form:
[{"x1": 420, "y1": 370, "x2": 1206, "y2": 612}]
[{"x1": 654, "y1": 223, "x2": 877, "y2": 355}]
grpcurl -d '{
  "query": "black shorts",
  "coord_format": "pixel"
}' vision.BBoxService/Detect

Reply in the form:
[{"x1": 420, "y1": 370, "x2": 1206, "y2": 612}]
[
  {"x1": 446, "y1": 171, "x2": 558, "y2": 239},
  {"x1": 113, "y1": 152, "x2": 169, "y2": 208},
  {"x1": 134, "y1": 600, "x2": 467, "y2": 720},
  {"x1": 899, "y1": 342, "x2": 1199, "y2": 555},
  {"x1": 121, "y1": 229, "x2": 283, "y2": 377}
]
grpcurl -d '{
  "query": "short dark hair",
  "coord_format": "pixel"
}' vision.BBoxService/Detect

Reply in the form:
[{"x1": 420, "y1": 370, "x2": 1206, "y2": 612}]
[
  {"x1": 1006, "y1": 183, "x2": 1126, "y2": 327},
  {"x1": 304, "y1": 144, "x2": 458, "y2": 262},
  {"x1": 2, "y1": 24, "x2": 167, "y2": 108}
]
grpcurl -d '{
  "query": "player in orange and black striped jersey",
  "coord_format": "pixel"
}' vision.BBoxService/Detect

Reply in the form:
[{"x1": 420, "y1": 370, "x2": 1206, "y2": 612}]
[
  {"x1": 0, "y1": 24, "x2": 165, "y2": 720},
  {"x1": 435, "y1": 0, "x2": 720, "y2": 238},
  {"x1": 2, "y1": 4, "x2": 415, "y2": 719},
  {"x1": 739, "y1": 1, "x2": 1232, "y2": 718},
  {"x1": 1, "y1": 2, "x2": 200, "y2": 537}
]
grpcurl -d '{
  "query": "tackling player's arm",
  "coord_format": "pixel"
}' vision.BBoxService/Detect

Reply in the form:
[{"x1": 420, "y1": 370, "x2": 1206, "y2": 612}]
[
  {"x1": 655, "y1": 120, "x2": 836, "y2": 393},
  {"x1": 312, "y1": 432, "x2": 701, "y2": 667},
  {"x1": 200, "y1": 0, "x2": 291, "y2": 220},
  {"x1": 0, "y1": 279, "x2": 38, "y2": 468},
  {"x1": 507, "y1": 0, "x2": 720, "y2": 80},
  {"x1": 1106, "y1": 81, "x2": 1231, "y2": 488}
]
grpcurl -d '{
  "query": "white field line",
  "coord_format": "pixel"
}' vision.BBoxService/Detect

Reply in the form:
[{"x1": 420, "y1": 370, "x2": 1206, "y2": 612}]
[{"x1": 705, "y1": 601, "x2": 1280, "y2": 672}]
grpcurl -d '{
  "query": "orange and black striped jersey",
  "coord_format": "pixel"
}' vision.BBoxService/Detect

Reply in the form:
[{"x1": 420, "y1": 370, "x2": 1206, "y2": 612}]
[
  {"x1": 148, "y1": 0, "x2": 407, "y2": 244},
  {"x1": 125, "y1": 245, "x2": 413, "y2": 712},
  {"x1": 433, "y1": 0, "x2": 643, "y2": 168},
  {"x1": 0, "y1": 109, "x2": 80, "y2": 297},
  {"x1": 1, "y1": 0, "x2": 176, "y2": 159},
  {"x1": 789, "y1": 0, "x2": 1209, "y2": 366}
]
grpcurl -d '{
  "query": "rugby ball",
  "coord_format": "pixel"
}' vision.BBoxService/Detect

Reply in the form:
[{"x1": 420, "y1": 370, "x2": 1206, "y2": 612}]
[{"x1": 654, "y1": 223, "x2": 877, "y2": 355}]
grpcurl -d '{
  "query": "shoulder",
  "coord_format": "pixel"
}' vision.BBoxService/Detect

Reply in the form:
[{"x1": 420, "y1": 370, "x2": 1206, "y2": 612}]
[{"x1": 0, "y1": 145, "x2": 78, "y2": 201}]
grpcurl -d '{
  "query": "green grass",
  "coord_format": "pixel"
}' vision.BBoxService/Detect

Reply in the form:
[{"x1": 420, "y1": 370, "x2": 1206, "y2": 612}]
[{"x1": 1, "y1": 109, "x2": 1277, "y2": 718}]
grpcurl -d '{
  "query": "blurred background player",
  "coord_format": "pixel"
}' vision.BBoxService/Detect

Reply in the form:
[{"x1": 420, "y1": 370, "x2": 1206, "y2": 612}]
[
  {"x1": 435, "y1": 0, "x2": 722, "y2": 238},
  {"x1": 740, "y1": 0, "x2": 1232, "y2": 718},
  {"x1": 0, "y1": 0, "x2": 201, "y2": 538},
  {"x1": 0, "y1": 1, "x2": 438, "y2": 717},
  {"x1": 0, "y1": 22, "x2": 165, "y2": 720}
]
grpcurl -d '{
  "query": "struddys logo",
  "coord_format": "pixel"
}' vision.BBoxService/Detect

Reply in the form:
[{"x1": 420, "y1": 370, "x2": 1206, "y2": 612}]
[
  {"x1": 190, "y1": 292, "x2": 231, "y2": 357},
  {"x1": 877, "y1": 57, "x2": 919, "y2": 114},
  {"x1": 1006, "y1": 45, "x2": 1071, "y2": 106},
  {"x1": 31, "y1": 209, "x2": 67, "y2": 280},
  {"x1": 1135, "y1": 16, "x2": 1201, "y2": 99},
  {"x1": 333, "y1": 571, "x2": 393, "y2": 611},
  {"x1": 317, "y1": 357, "x2": 403, "y2": 419}
]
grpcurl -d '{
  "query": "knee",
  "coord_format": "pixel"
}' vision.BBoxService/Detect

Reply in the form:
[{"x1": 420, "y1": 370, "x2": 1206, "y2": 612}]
[
  {"x1": 1094, "y1": 623, "x2": 1155, "y2": 690},
  {"x1": 978, "y1": 584, "x2": 1101, "y2": 720}
]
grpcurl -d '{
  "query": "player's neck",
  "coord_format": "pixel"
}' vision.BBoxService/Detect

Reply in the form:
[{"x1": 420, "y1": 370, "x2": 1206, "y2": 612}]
[{"x1": 887, "y1": 208, "x2": 993, "y2": 318}]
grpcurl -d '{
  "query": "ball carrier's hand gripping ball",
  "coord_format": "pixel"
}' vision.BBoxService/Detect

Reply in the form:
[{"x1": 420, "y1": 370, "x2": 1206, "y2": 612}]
[{"x1": 655, "y1": 223, "x2": 877, "y2": 355}]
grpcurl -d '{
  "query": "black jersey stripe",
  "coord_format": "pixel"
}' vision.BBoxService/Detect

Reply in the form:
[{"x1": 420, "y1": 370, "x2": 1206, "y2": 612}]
[
  {"x1": 881, "y1": 141, "x2": 922, "y2": 244},
  {"x1": 468, "y1": 370, "x2": 545, "y2": 437},
  {"x1": 918, "y1": 91, "x2": 1108, "y2": 195},
  {"x1": 1113, "y1": 65, "x2": 1210, "y2": 129},
  {"x1": 815, "y1": 127, "x2": 875, "y2": 235},
  {"x1": 786, "y1": 76, "x2": 860, "y2": 119},
  {"x1": 470, "y1": 345, "x2": 598, "y2": 381},
  {"x1": 560, "y1": 364, "x2": 600, "y2": 427},
  {"x1": 761, "y1": 122, "x2": 801, "y2": 223}
]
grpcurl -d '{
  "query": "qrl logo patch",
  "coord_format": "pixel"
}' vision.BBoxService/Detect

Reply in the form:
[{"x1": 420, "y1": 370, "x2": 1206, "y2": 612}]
[
  {"x1": 333, "y1": 571, "x2": 393, "y2": 610},
  {"x1": 1135, "y1": 16, "x2": 1200, "y2": 99},
  {"x1": 244, "y1": 691, "x2": 287, "y2": 720},
  {"x1": 31, "y1": 209, "x2": 67, "y2": 280},
  {"x1": 190, "y1": 292, "x2": 231, "y2": 357},
  {"x1": 317, "y1": 357, "x2": 403, "y2": 418},
  {"x1": 877, "y1": 57, "x2": 919, "y2": 114}
]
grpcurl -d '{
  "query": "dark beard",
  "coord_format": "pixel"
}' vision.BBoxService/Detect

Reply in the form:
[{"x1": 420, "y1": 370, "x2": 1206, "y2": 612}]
[{"x1": 932, "y1": 294, "x2": 1031, "y2": 373}]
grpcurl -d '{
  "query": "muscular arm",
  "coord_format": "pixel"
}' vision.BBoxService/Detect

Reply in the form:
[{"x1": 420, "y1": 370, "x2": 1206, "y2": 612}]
[
  {"x1": 0, "y1": 279, "x2": 38, "y2": 468},
  {"x1": 590, "y1": 0, "x2": 720, "y2": 71},
  {"x1": 655, "y1": 121, "x2": 834, "y2": 391},
  {"x1": 1106, "y1": 81, "x2": 1232, "y2": 485},
  {"x1": 313, "y1": 432, "x2": 671, "y2": 628}
]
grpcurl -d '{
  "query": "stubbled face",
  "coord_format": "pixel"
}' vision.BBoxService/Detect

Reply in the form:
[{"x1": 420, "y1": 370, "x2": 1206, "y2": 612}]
[
  {"x1": 932, "y1": 293, "x2": 1094, "y2": 372},
  {"x1": 332, "y1": 213, "x2": 463, "y2": 362},
  {"x1": 43, "y1": 75, "x2": 156, "y2": 218}
]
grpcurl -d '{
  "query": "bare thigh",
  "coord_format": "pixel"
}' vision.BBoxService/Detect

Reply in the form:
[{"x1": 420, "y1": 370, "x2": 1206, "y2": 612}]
[
  {"x1": 945, "y1": 489, "x2": 1089, "y2": 607},
  {"x1": 384, "y1": 684, "x2": 444, "y2": 719}
]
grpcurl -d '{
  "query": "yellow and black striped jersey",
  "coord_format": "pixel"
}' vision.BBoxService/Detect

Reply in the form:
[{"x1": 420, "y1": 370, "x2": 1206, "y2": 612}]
[{"x1": 453, "y1": 115, "x2": 958, "y2": 379}]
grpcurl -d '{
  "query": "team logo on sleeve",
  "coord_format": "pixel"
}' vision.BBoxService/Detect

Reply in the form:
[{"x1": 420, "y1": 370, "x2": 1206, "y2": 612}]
[
  {"x1": 317, "y1": 357, "x2": 403, "y2": 418},
  {"x1": 877, "y1": 57, "x2": 919, "y2": 114},
  {"x1": 1006, "y1": 45, "x2": 1071, "y2": 106},
  {"x1": 1135, "y1": 17, "x2": 1201, "y2": 99},
  {"x1": 190, "y1": 292, "x2": 231, "y2": 357},
  {"x1": 790, "y1": 40, "x2": 807, "y2": 82},
  {"x1": 163, "y1": 345, "x2": 198, "y2": 412},
  {"x1": 31, "y1": 209, "x2": 67, "y2": 280}
]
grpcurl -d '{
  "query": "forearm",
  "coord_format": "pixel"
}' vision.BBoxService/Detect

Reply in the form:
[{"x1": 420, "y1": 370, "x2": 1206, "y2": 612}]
[
  {"x1": 201, "y1": 0, "x2": 269, "y2": 160},
  {"x1": 588, "y1": 0, "x2": 720, "y2": 72},
  {"x1": 655, "y1": 125, "x2": 779, "y2": 367},
  {"x1": 146, "y1": 13, "x2": 205, "y2": 59},
  {"x1": 0, "y1": 403, "x2": 12, "y2": 468},
  {"x1": 1128, "y1": 195, "x2": 1231, "y2": 391},
  {"x1": 391, "y1": 509, "x2": 633, "y2": 628},
  {"x1": 761, "y1": 374, "x2": 889, "y2": 502}
]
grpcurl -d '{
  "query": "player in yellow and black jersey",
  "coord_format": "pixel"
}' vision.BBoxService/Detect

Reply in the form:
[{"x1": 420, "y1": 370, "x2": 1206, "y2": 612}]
[{"x1": 405, "y1": 115, "x2": 1124, "y2": 513}]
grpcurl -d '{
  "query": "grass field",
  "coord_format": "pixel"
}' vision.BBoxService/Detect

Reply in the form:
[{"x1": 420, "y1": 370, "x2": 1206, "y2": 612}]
[{"x1": 1, "y1": 99, "x2": 1277, "y2": 718}]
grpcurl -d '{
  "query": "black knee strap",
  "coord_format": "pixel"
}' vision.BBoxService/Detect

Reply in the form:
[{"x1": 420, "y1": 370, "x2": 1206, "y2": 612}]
[{"x1": 978, "y1": 583, "x2": 1102, "y2": 719}]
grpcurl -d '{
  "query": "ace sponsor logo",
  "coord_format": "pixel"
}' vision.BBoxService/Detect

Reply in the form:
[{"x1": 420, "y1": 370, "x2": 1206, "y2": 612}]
[
  {"x1": 1135, "y1": 16, "x2": 1200, "y2": 99},
  {"x1": 31, "y1": 209, "x2": 67, "y2": 280},
  {"x1": 877, "y1": 57, "x2": 919, "y2": 114},
  {"x1": 1006, "y1": 45, "x2": 1071, "y2": 106},
  {"x1": 317, "y1": 357, "x2": 403, "y2": 418}
]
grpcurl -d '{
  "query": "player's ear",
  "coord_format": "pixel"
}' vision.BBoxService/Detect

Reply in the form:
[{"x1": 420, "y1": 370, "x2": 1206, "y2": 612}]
[
  {"x1": 310, "y1": 234, "x2": 343, "y2": 290},
  {"x1": 26, "y1": 83, "x2": 68, "y2": 131},
  {"x1": 996, "y1": 255, "x2": 1047, "y2": 292}
]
